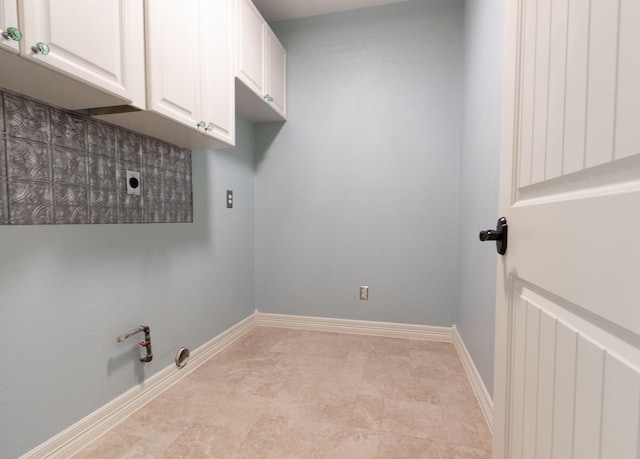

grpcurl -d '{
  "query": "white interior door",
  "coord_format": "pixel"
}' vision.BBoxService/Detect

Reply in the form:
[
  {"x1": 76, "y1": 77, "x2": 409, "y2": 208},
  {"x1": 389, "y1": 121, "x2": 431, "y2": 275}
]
[{"x1": 493, "y1": 0, "x2": 640, "y2": 458}]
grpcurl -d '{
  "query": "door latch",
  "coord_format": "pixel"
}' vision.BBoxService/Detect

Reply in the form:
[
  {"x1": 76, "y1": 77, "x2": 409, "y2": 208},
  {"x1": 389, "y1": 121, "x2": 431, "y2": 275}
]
[{"x1": 479, "y1": 217, "x2": 508, "y2": 255}]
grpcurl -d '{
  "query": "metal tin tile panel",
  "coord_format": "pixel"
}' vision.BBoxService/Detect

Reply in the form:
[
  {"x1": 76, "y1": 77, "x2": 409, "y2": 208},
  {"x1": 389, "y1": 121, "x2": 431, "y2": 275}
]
[{"x1": 0, "y1": 89, "x2": 193, "y2": 225}]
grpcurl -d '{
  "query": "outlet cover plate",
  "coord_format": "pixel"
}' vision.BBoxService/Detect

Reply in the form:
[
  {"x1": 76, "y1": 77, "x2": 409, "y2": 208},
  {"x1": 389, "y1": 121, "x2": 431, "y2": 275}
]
[
  {"x1": 126, "y1": 170, "x2": 141, "y2": 195},
  {"x1": 360, "y1": 286, "x2": 369, "y2": 300}
]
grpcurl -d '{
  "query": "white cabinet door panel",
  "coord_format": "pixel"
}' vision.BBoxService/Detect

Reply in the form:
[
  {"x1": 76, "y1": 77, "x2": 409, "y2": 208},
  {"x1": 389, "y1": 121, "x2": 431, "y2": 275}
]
[
  {"x1": 146, "y1": 0, "x2": 200, "y2": 130},
  {"x1": 237, "y1": 0, "x2": 264, "y2": 96},
  {"x1": 200, "y1": 0, "x2": 234, "y2": 144},
  {"x1": 266, "y1": 27, "x2": 286, "y2": 118},
  {"x1": 19, "y1": 0, "x2": 144, "y2": 104}
]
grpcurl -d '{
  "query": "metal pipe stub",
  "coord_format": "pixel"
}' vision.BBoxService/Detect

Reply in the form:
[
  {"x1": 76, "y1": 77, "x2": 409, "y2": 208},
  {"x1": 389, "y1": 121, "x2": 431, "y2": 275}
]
[{"x1": 116, "y1": 325, "x2": 153, "y2": 363}]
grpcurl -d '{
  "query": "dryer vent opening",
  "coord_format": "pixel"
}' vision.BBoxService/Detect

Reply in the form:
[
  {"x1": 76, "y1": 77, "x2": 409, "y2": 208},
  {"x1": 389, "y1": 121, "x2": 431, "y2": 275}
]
[{"x1": 175, "y1": 348, "x2": 190, "y2": 368}]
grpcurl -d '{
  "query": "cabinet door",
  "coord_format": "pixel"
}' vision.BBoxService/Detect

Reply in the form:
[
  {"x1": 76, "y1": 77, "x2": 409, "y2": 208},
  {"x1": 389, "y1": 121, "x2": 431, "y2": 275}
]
[
  {"x1": 146, "y1": 0, "x2": 201, "y2": 130},
  {"x1": 237, "y1": 0, "x2": 265, "y2": 97},
  {"x1": 200, "y1": 0, "x2": 234, "y2": 144},
  {"x1": 19, "y1": 0, "x2": 144, "y2": 105},
  {"x1": 266, "y1": 27, "x2": 286, "y2": 118},
  {"x1": 0, "y1": 0, "x2": 19, "y2": 53}
]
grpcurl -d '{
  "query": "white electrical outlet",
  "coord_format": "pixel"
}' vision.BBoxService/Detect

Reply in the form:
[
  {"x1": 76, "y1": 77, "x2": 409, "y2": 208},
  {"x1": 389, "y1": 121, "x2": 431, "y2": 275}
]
[
  {"x1": 359, "y1": 286, "x2": 369, "y2": 300},
  {"x1": 126, "y1": 170, "x2": 141, "y2": 195}
]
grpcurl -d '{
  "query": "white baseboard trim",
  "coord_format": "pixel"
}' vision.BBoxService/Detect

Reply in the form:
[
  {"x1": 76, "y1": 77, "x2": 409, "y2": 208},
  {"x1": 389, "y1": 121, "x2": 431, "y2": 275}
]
[
  {"x1": 22, "y1": 311, "x2": 258, "y2": 459},
  {"x1": 452, "y1": 325, "x2": 494, "y2": 433},
  {"x1": 257, "y1": 312, "x2": 453, "y2": 342}
]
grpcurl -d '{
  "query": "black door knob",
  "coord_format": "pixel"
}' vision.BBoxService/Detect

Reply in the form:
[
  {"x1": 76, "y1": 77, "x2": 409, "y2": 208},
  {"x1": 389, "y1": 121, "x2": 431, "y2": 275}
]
[
  {"x1": 479, "y1": 229, "x2": 501, "y2": 241},
  {"x1": 479, "y1": 217, "x2": 508, "y2": 255}
]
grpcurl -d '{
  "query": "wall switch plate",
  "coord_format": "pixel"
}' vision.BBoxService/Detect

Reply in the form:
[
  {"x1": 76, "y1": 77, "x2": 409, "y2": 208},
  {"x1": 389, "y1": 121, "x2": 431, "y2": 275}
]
[
  {"x1": 226, "y1": 190, "x2": 233, "y2": 208},
  {"x1": 126, "y1": 170, "x2": 141, "y2": 195},
  {"x1": 359, "y1": 286, "x2": 369, "y2": 300}
]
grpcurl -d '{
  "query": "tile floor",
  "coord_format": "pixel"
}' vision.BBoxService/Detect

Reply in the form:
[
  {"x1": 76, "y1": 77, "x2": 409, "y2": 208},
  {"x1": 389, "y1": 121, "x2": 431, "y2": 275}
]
[{"x1": 74, "y1": 327, "x2": 491, "y2": 458}]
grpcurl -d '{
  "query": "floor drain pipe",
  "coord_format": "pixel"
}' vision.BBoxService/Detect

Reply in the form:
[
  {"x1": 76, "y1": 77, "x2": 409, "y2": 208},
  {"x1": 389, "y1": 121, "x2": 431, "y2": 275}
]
[{"x1": 117, "y1": 325, "x2": 153, "y2": 363}]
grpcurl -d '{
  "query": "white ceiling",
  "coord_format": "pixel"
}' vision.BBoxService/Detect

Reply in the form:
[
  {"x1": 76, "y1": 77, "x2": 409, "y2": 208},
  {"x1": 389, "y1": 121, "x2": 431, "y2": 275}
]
[{"x1": 251, "y1": 0, "x2": 414, "y2": 22}]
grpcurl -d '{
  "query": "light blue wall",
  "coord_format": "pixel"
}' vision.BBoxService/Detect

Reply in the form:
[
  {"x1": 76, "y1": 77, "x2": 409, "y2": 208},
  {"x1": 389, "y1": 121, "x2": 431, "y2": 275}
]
[
  {"x1": 456, "y1": 0, "x2": 503, "y2": 396},
  {"x1": 255, "y1": 0, "x2": 464, "y2": 326},
  {"x1": 0, "y1": 117, "x2": 256, "y2": 458}
]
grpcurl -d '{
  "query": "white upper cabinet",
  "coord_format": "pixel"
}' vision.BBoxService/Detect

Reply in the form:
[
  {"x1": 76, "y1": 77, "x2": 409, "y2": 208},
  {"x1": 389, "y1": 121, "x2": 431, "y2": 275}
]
[
  {"x1": 17, "y1": 0, "x2": 145, "y2": 106},
  {"x1": 142, "y1": 0, "x2": 234, "y2": 146},
  {"x1": 93, "y1": 0, "x2": 235, "y2": 149},
  {"x1": 0, "y1": 0, "x2": 234, "y2": 149},
  {"x1": 0, "y1": 0, "x2": 20, "y2": 53},
  {"x1": 235, "y1": 0, "x2": 286, "y2": 121}
]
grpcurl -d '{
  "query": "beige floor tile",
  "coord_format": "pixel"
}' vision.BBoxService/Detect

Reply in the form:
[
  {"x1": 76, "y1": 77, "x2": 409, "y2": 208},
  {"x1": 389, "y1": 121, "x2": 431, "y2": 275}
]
[
  {"x1": 349, "y1": 335, "x2": 412, "y2": 358},
  {"x1": 159, "y1": 423, "x2": 245, "y2": 458},
  {"x1": 267, "y1": 329, "x2": 354, "y2": 359},
  {"x1": 321, "y1": 402, "x2": 357, "y2": 426},
  {"x1": 250, "y1": 395, "x2": 326, "y2": 422},
  {"x1": 381, "y1": 397, "x2": 448, "y2": 441},
  {"x1": 411, "y1": 348, "x2": 466, "y2": 383},
  {"x1": 474, "y1": 420, "x2": 493, "y2": 452},
  {"x1": 72, "y1": 431, "x2": 178, "y2": 459},
  {"x1": 229, "y1": 414, "x2": 290, "y2": 458},
  {"x1": 278, "y1": 353, "x2": 347, "y2": 370},
  {"x1": 360, "y1": 368, "x2": 440, "y2": 401},
  {"x1": 343, "y1": 349, "x2": 369, "y2": 370},
  {"x1": 442, "y1": 412, "x2": 488, "y2": 450},
  {"x1": 74, "y1": 327, "x2": 491, "y2": 458},
  {"x1": 232, "y1": 414, "x2": 379, "y2": 459},
  {"x1": 280, "y1": 418, "x2": 383, "y2": 458},
  {"x1": 304, "y1": 368, "x2": 363, "y2": 404},
  {"x1": 350, "y1": 394, "x2": 385, "y2": 431},
  {"x1": 377, "y1": 431, "x2": 490, "y2": 459},
  {"x1": 365, "y1": 354, "x2": 413, "y2": 376}
]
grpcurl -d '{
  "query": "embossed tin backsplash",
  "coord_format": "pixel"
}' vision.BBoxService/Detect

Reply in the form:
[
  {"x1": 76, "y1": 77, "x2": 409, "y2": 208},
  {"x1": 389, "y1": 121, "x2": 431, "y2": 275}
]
[{"x1": 0, "y1": 89, "x2": 192, "y2": 225}]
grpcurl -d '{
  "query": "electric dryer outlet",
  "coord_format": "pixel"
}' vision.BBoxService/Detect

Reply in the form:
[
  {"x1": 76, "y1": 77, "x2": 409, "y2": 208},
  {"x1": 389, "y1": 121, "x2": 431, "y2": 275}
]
[{"x1": 126, "y1": 170, "x2": 141, "y2": 195}]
